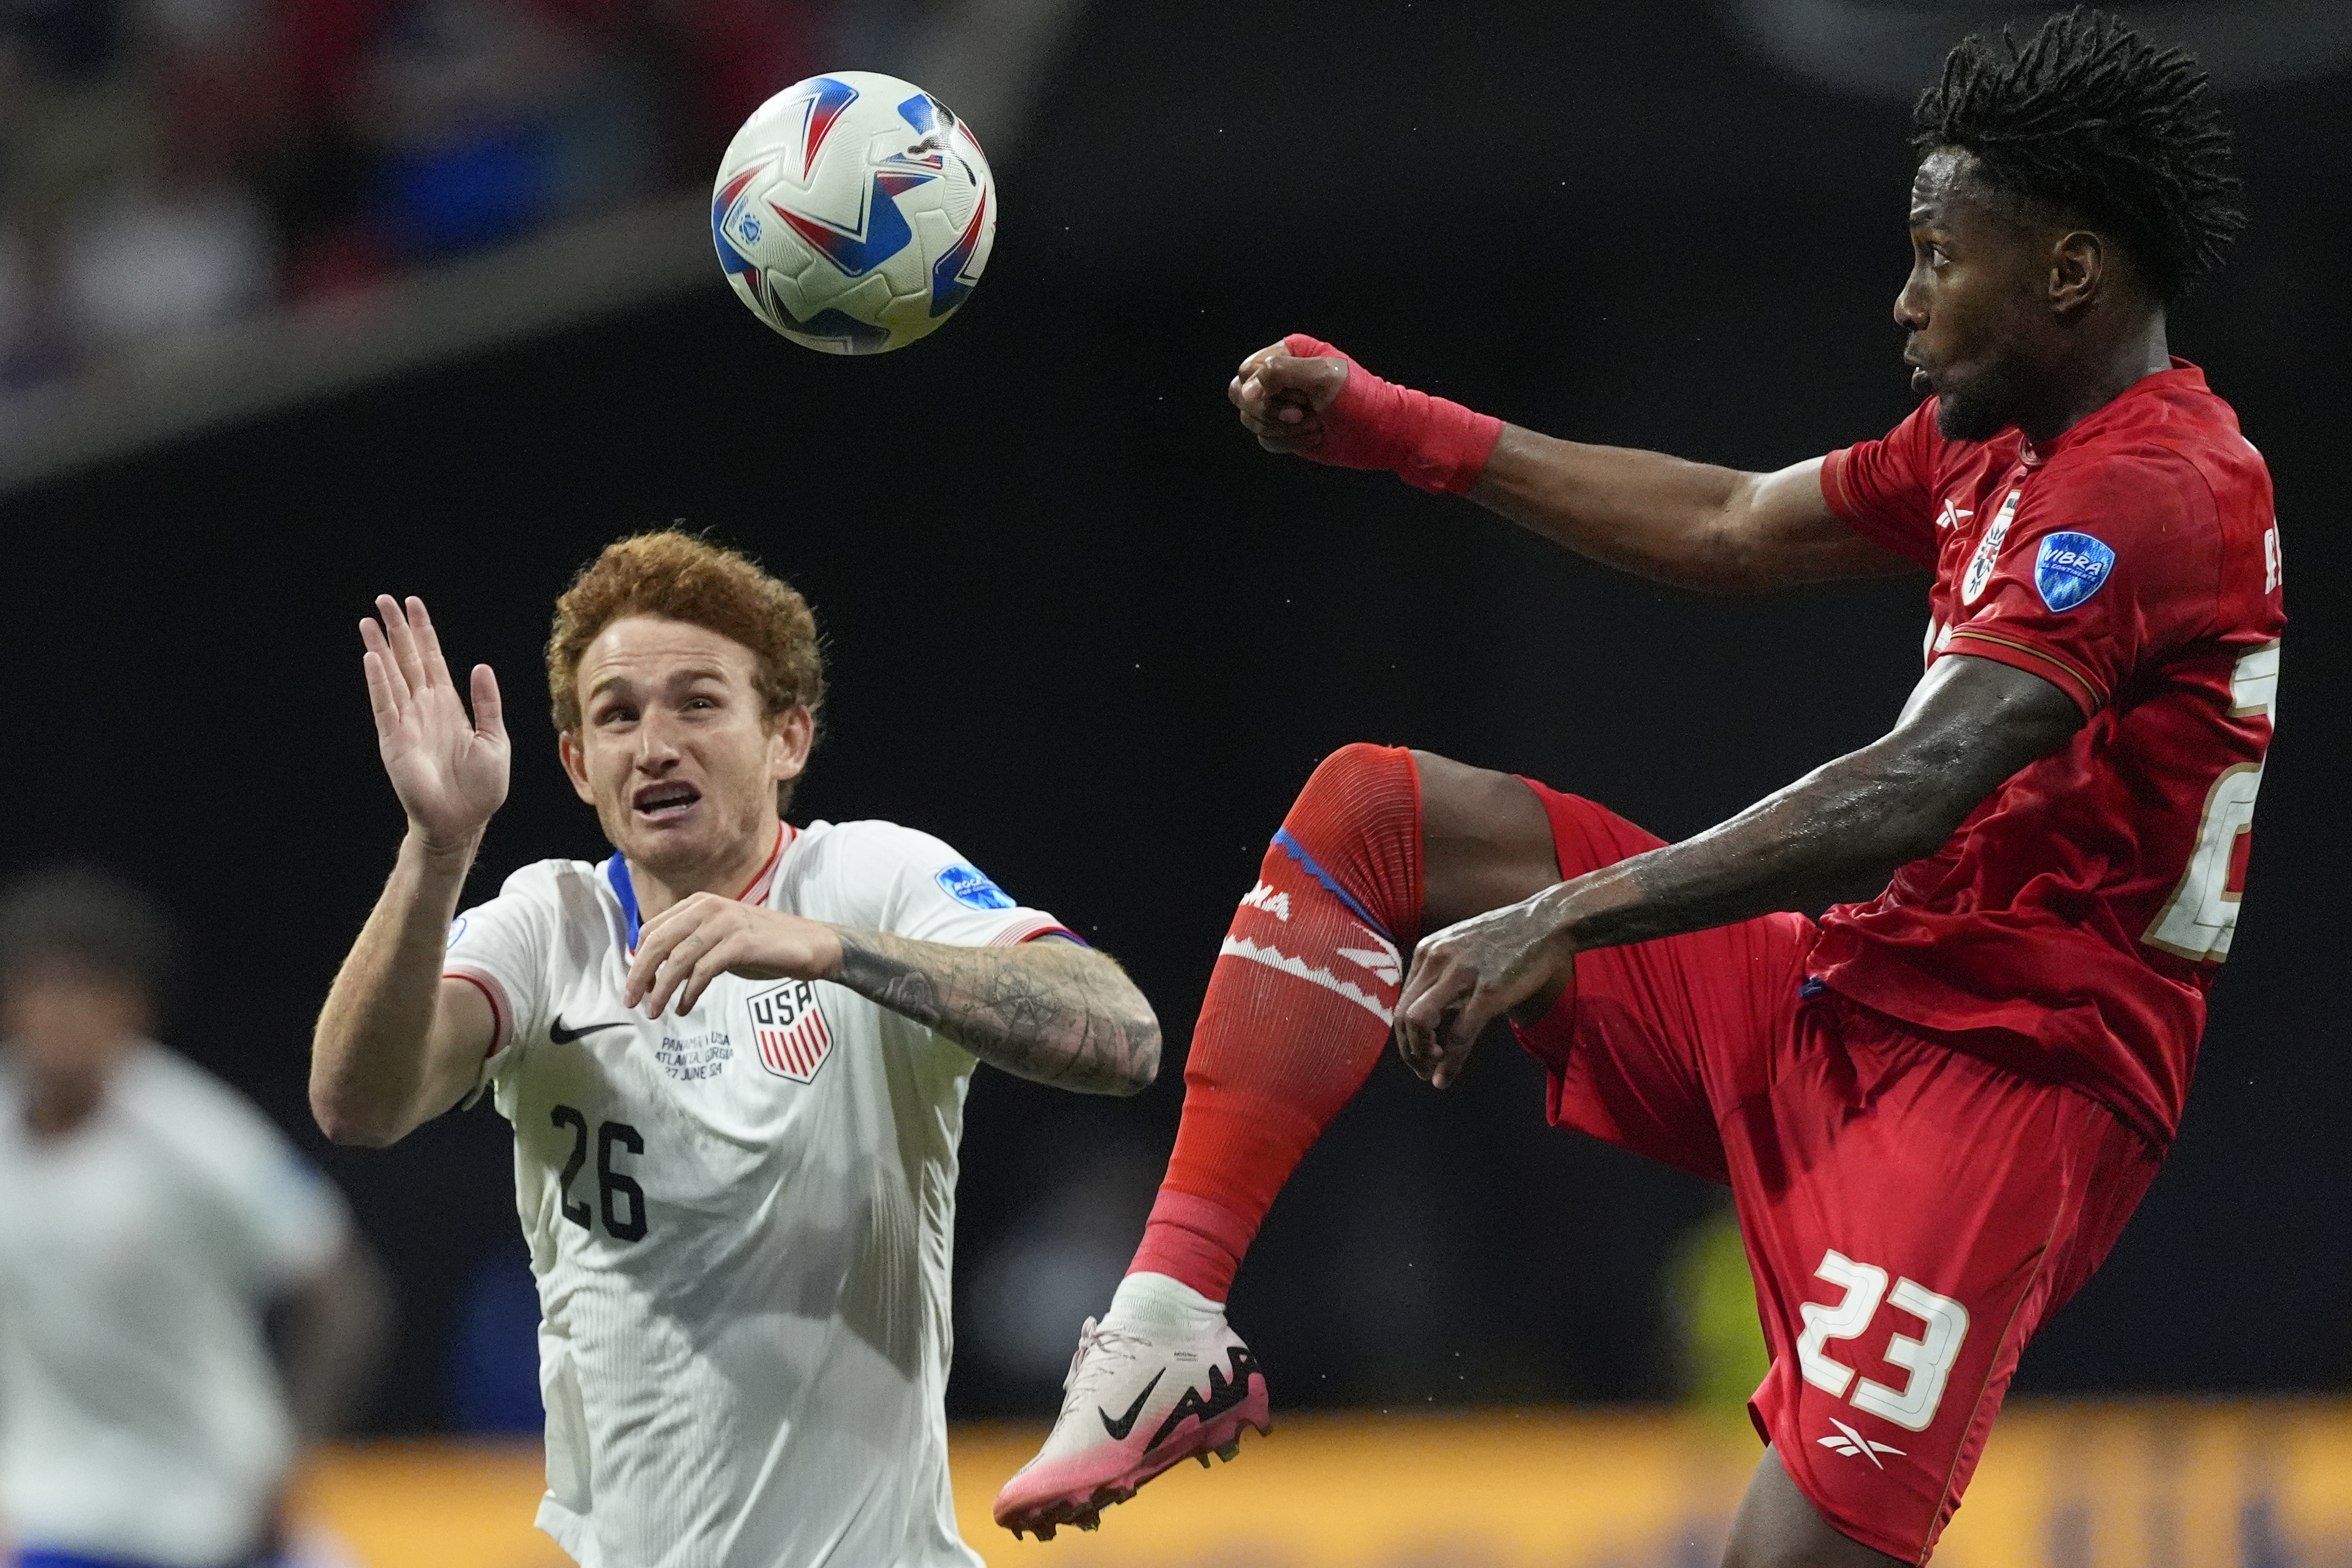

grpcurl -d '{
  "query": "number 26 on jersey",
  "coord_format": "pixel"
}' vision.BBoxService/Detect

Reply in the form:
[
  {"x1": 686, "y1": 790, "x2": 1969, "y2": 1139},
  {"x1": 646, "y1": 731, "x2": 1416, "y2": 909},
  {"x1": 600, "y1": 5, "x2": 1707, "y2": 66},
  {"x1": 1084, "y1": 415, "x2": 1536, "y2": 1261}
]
[{"x1": 551, "y1": 1105, "x2": 649, "y2": 1243}]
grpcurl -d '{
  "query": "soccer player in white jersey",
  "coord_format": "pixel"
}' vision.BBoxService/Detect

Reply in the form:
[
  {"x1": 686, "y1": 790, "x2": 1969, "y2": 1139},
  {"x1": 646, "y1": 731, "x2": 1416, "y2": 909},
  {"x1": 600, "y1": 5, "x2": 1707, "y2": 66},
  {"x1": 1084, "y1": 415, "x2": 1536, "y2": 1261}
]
[
  {"x1": 0, "y1": 868, "x2": 386, "y2": 1568},
  {"x1": 310, "y1": 531, "x2": 1160, "y2": 1568}
]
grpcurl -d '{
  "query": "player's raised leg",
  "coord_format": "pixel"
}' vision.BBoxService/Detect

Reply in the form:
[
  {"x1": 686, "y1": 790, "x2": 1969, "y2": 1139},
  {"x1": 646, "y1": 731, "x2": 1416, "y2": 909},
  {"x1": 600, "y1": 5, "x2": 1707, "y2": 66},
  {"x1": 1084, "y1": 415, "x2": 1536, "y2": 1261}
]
[
  {"x1": 994, "y1": 746, "x2": 1559, "y2": 1536},
  {"x1": 1723, "y1": 1452, "x2": 1903, "y2": 1568}
]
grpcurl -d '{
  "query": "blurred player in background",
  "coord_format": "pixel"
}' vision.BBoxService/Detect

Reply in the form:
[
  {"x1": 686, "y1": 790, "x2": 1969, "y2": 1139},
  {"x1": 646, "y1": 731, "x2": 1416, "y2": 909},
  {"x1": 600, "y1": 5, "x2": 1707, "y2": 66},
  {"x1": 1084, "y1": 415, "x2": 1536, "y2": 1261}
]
[
  {"x1": 0, "y1": 868, "x2": 387, "y2": 1568},
  {"x1": 310, "y1": 531, "x2": 1159, "y2": 1567},
  {"x1": 999, "y1": 11, "x2": 2280, "y2": 1565}
]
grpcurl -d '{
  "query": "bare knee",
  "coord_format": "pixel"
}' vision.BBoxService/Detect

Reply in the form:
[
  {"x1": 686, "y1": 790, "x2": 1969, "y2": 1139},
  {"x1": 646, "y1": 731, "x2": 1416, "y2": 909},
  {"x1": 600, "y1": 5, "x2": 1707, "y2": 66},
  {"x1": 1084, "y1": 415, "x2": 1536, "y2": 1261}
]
[
  {"x1": 1722, "y1": 1449, "x2": 1906, "y2": 1568},
  {"x1": 1409, "y1": 750, "x2": 1561, "y2": 932},
  {"x1": 1411, "y1": 751, "x2": 1545, "y2": 844}
]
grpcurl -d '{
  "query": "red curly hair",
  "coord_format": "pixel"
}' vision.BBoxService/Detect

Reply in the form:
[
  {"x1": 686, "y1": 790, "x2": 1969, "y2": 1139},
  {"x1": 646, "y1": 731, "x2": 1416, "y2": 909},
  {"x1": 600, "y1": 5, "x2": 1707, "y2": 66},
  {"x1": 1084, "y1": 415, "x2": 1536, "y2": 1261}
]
[{"x1": 547, "y1": 531, "x2": 825, "y2": 804}]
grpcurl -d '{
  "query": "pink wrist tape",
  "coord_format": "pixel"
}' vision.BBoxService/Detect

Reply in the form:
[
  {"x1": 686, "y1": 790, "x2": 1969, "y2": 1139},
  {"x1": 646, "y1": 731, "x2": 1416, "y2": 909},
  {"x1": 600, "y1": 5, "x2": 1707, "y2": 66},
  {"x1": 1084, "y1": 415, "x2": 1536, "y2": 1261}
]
[{"x1": 1281, "y1": 333, "x2": 1504, "y2": 494}]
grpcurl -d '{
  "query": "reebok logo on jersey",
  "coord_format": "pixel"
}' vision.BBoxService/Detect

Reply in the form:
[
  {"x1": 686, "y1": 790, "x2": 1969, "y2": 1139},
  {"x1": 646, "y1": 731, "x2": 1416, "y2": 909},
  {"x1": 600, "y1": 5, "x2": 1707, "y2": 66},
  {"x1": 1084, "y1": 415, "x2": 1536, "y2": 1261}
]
[
  {"x1": 550, "y1": 1016, "x2": 629, "y2": 1045},
  {"x1": 1147, "y1": 1344, "x2": 1262, "y2": 1453},
  {"x1": 2034, "y1": 531, "x2": 2115, "y2": 612},
  {"x1": 1239, "y1": 881, "x2": 1292, "y2": 922},
  {"x1": 936, "y1": 864, "x2": 1016, "y2": 910},
  {"x1": 1818, "y1": 1417, "x2": 1905, "y2": 1467},
  {"x1": 1097, "y1": 1368, "x2": 1164, "y2": 1440}
]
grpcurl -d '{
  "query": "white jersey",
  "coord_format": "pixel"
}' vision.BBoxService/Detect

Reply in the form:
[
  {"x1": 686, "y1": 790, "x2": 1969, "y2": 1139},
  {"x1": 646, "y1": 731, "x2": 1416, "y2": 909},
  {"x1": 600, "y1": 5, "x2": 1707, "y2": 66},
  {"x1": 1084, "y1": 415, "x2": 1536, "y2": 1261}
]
[
  {"x1": 0, "y1": 1045, "x2": 347, "y2": 1567},
  {"x1": 444, "y1": 819, "x2": 1070, "y2": 1568}
]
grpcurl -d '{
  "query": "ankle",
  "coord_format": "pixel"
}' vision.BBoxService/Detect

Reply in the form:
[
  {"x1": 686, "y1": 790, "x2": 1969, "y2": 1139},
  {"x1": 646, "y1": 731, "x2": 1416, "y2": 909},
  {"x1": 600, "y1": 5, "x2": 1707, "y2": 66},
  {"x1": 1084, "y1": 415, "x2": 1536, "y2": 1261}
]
[
  {"x1": 1126, "y1": 1189, "x2": 1256, "y2": 1301},
  {"x1": 1109, "y1": 1271, "x2": 1224, "y2": 1331}
]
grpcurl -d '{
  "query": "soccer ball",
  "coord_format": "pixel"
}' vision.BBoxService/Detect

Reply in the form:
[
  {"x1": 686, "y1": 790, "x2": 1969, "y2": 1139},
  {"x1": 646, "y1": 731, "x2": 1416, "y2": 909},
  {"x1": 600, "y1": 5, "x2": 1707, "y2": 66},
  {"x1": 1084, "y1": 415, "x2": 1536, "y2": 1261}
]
[{"x1": 711, "y1": 71, "x2": 996, "y2": 355}]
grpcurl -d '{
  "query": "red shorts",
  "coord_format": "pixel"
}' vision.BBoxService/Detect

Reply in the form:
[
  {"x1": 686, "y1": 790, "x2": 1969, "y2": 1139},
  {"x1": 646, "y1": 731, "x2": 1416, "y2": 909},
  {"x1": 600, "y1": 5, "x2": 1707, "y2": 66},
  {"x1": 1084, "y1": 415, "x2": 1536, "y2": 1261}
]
[{"x1": 1511, "y1": 783, "x2": 2161, "y2": 1564}]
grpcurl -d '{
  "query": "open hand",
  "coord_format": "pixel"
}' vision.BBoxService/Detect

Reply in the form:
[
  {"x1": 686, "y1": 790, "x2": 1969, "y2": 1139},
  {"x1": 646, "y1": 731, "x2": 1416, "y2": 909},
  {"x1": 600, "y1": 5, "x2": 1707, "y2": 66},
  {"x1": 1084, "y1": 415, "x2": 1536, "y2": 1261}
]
[
  {"x1": 624, "y1": 895, "x2": 843, "y2": 1017},
  {"x1": 1393, "y1": 894, "x2": 1577, "y2": 1089},
  {"x1": 360, "y1": 595, "x2": 509, "y2": 852},
  {"x1": 1228, "y1": 337, "x2": 1350, "y2": 454}
]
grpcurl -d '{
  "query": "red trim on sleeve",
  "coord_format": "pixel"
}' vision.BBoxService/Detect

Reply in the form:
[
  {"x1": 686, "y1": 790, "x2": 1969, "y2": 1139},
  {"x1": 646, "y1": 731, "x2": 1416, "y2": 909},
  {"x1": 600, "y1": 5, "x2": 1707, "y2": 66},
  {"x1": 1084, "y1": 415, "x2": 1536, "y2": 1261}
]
[
  {"x1": 1820, "y1": 445, "x2": 1859, "y2": 515},
  {"x1": 443, "y1": 970, "x2": 510, "y2": 1059},
  {"x1": 991, "y1": 917, "x2": 1085, "y2": 947},
  {"x1": 1819, "y1": 447, "x2": 1939, "y2": 570},
  {"x1": 1943, "y1": 630, "x2": 2106, "y2": 716}
]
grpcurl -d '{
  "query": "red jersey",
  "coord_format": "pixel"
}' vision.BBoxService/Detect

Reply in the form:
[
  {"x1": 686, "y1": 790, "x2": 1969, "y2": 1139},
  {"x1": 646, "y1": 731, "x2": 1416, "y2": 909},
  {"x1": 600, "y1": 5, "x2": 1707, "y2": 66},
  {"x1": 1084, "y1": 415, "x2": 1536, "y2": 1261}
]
[{"x1": 1811, "y1": 361, "x2": 2284, "y2": 1146}]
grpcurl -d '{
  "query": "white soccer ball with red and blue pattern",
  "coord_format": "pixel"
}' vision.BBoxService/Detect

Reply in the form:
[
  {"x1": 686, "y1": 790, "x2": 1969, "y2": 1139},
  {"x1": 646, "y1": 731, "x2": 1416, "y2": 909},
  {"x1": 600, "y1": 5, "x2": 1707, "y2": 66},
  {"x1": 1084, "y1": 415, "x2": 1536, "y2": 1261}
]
[{"x1": 712, "y1": 71, "x2": 996, "y2": 355}]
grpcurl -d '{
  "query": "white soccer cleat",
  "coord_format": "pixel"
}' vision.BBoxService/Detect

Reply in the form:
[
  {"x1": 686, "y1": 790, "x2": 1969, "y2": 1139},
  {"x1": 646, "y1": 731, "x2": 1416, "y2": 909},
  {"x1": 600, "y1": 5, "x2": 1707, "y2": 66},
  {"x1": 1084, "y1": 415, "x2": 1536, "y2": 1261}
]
[{"x1": 993, "y1": 1292, "x2": 1270, "y2": 1540}]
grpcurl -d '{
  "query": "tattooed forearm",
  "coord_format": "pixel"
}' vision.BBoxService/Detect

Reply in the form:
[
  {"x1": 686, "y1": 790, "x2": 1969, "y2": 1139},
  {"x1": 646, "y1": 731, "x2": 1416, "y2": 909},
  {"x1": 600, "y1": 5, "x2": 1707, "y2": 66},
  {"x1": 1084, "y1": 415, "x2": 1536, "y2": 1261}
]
[
  {"x1": 1549, "y1": 655, "x2": 2086, "y2": 956},
  {"x1": 832, "y1": 930, "x2": 1161, "y2": 1095}
]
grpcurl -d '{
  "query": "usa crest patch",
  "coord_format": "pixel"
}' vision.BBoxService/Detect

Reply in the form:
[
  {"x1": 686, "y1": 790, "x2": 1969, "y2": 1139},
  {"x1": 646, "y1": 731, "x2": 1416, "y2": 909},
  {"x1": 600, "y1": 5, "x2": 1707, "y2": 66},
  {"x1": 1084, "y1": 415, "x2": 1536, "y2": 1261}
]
[
  {"x1": 747, "y1": 979, "x2": 832, "y2": 1082},
  {"x1": 2034, "y1": 531, "x2": 2115, "y2": 612}
]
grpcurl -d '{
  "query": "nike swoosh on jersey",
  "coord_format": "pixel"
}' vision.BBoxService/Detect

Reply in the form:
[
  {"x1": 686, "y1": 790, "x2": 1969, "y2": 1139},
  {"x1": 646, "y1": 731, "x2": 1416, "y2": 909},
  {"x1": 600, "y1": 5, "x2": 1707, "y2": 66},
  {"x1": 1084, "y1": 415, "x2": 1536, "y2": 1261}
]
[
  {"x1": 550, "y1": 1017, "x2": 630, "y2": 1045},
  {"x1": 1098, "y1": 1368, "x2": 1164, "y2": 1441}
]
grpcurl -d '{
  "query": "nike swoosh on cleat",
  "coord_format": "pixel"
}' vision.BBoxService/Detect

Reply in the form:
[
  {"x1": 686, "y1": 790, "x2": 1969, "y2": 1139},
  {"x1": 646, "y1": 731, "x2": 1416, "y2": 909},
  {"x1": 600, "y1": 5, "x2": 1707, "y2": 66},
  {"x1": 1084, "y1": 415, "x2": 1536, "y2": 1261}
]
[
  {"x1": 1147, "y1": 1344, "x2": 1261, "y2": 1452},
  {"x1": 550, "y1": 1017, "x2": 629, "y2": 1044},
  {"x1": 1098, "y1": 1369, "x2": 1165, "y2": 1440}
]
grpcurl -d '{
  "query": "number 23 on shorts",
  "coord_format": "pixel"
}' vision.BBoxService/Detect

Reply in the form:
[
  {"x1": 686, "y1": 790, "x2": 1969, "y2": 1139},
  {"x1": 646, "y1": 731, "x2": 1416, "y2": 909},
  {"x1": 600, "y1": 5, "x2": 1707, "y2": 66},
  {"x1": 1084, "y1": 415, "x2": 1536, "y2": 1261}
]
[{"x1": 1795, "y1": 1250, "x2": 1971, "y2": 1433}]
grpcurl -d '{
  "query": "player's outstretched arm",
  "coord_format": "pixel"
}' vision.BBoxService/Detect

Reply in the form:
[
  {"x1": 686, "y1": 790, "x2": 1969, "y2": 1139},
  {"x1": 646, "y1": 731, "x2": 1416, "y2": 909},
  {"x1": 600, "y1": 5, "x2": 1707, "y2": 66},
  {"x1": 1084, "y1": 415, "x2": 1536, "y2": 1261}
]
[
  {"x1": 1229, "y1": 336, "x2": 1913, "y2": 593},
  {"x1": 1393, "y1": 654, "x2": 2084, "y2": 1086},
  {"x1": 623, "y1": 898, "x2": 1160, "y2": 1095},
  {"x1": 1470, "y1": 435, "x2": 1914, "y2": 592},
  {"x1": 312, "y1": 596, "x2": 510, "y2": 1146}
]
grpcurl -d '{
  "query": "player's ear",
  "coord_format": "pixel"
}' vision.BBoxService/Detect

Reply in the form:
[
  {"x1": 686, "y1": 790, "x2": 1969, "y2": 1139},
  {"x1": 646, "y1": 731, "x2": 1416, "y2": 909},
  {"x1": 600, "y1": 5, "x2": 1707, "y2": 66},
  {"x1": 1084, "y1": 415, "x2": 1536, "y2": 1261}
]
[
  {"x1": 558, "y1": 730, "x2": 597, "y2": 806},
  {"x1": 2050, "y1": 229, "x2": 2103, "y2": 316},
  {"x1": 767, "y1": 705, "x2": 814, "y2": 785}
]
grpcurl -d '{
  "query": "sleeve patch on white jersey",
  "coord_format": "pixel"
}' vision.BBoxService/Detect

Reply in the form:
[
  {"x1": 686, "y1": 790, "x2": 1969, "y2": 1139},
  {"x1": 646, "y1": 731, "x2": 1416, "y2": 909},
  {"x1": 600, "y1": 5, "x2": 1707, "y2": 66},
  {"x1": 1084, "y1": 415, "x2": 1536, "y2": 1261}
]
[{"x1": 934, "y1": 863, "x2": 1015, "y2": 910}]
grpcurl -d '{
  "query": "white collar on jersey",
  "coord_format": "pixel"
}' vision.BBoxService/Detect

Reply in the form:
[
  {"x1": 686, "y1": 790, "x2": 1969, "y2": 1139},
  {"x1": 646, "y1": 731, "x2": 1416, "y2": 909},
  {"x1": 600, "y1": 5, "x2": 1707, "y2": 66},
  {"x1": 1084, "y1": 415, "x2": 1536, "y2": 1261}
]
[{"x1": 604, "y1": 822, "x2": 793, "y2": 952}]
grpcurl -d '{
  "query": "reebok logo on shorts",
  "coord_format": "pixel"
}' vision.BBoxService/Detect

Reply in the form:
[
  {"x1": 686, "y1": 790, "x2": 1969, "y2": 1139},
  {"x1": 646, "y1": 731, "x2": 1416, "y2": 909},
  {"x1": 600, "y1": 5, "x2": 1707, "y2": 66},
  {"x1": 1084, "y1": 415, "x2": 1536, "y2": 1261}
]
[{"x1": 1818, "y1": 1417, "x2": 1906, "y2": 1467}]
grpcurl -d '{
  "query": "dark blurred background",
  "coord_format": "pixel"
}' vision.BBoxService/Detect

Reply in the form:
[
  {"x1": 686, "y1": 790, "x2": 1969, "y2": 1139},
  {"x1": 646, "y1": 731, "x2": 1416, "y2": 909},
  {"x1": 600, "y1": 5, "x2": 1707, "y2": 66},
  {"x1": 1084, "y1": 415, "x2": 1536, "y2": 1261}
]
[{"x1": 0, "y1": 0, "x2": 2344, "y2": 1435}]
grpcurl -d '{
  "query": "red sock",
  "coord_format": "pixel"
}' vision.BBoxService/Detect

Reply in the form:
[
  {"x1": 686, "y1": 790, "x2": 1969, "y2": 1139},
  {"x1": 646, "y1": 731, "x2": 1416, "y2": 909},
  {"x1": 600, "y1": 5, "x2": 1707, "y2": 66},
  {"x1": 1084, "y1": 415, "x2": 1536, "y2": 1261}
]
[{"x1": 1128, "y1": 744, "x2": 1424, "y2": 1302}]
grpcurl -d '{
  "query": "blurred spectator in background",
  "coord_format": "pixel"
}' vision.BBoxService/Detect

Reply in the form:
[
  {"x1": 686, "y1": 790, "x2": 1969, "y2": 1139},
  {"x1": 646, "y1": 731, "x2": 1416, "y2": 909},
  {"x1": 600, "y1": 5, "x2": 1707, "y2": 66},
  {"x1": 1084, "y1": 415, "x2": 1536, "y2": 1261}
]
[
  {"x1": 0, "y1": 0, "x2": 824, "y2": 377},
  {"x1": 335, "y1": 0, "x2": 647, "y2": 266},
  {"x1": 0, "y1": 0, "x2": 281, "y2": 373},
  {"x1": 0, "y1": 867, "x2": 387, "y2": 1568}
]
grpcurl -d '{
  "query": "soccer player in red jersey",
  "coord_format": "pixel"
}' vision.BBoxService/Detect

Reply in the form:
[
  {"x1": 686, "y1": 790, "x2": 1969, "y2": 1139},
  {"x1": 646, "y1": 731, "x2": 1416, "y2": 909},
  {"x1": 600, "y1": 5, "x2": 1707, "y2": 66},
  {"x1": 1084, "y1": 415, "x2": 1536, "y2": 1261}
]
[{"x1": 996, "y1": 10, "x2": 2281, "y2": 1564}]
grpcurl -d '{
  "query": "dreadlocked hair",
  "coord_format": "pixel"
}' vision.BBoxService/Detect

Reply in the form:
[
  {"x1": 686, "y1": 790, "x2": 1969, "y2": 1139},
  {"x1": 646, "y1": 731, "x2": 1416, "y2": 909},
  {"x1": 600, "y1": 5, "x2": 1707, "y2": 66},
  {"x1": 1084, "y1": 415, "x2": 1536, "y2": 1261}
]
[{"x1": 1914, "y1": 6, "x2": 2245, "y2": 302}]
